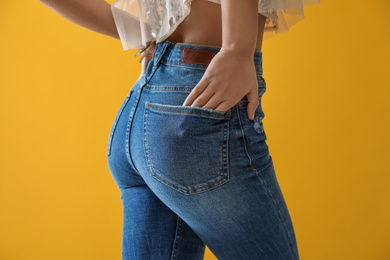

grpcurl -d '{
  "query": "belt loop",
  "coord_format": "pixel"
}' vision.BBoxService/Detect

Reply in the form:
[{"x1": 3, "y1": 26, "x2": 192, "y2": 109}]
[
  {"x1": 141, "y1": 40, "x2": 171, "y2": 87},
  {"x1": 153, "y1": 41, "x2": 170, "y2": 70},
  {"x1": 135, "y1": 40, "x2": 156, "y2": 63}
]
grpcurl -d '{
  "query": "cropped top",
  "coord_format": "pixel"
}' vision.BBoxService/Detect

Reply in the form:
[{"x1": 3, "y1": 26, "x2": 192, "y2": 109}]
[{"x1": 111, "y1": 0, "x2": 320, "y2": 53}]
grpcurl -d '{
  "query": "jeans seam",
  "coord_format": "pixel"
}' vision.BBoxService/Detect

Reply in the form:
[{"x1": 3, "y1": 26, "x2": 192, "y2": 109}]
[
  {"x1": 146, "y1": 101, "x2": 230, "y2": 119},
  {"x1": 254, "y1": 163, "x2": 298, "y2": 260},
  {"x1": 124, "y1": 83, "x2": 147, "y2": 176},
  {"x1": 146, "y1": 41, "x2": 170, "y2": 83},
  {"x1": 160, "y1": 60, "x2": 263, "y2": 73},
  {"x1": 160, "y1": 60, "x2": 209, "y2": 70},
  {"x1": 170, "y1": 216, "x2": 183, "y2": 260},
  {"x1": 145, "y1": 84, "x2": 194, "y2": 92},
  {"x1": 106, "y1": 90, "x2": 133, "y2": 156},
  {"x1": 235, "y1": 105, "x2": 257, "y2": 173}
]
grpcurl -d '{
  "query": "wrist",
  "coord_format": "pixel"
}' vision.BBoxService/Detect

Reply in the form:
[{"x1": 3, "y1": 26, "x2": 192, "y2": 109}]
[{"x1": 219, "y1": 46, "x2": 256, "y2": 59}]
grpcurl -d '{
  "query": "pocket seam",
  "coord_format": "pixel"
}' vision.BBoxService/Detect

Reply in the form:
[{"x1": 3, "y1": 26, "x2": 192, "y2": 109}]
[
  {"x1": 145, "y1": 101, "x2": 231, "y2": 119},
  {"x1": 143, "y1": 102, "x2": 230, "y2": 195}
]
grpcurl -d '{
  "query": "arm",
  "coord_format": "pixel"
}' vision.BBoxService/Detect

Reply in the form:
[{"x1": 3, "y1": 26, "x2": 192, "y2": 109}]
[
  {"x1": 39, "y1": 0, "x2": 156, "y2": 80},
  {"x1": 221, "y1": 0, "x2": 259, "y2": 57},
  {"x1": 183, "y1": 0, "x2": 260, "y2": 120},
  {"x1": 38, "y1": 0, "x2": 119, "y2": 40}
]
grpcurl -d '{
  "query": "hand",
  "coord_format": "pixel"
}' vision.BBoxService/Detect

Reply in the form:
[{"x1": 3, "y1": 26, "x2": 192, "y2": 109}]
[{"x1": 182, "y1": 48, "x2": 259, "y2": 120}]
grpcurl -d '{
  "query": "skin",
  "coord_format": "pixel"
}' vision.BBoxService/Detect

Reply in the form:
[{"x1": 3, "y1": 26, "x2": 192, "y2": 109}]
[
  {"x1": 179, "y1": 0, "x2": 266, "y2": 120},
  {"x1": 166, "y1": 0, "x2": 265, "y2": 52},
  {"x1": 38, "y1": 0, "x2": 266, "y2": 120}
]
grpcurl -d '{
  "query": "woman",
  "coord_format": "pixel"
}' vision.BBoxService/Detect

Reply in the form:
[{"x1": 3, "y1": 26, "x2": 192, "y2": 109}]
[{"x1": 39, "y1": 0, "x2": 319, "y2": 259}]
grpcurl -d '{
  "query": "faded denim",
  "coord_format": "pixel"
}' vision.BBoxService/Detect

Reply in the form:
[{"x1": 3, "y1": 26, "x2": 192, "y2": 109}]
[{"x1": 106, "y1": 39, "x2": 299, "y2": 260}]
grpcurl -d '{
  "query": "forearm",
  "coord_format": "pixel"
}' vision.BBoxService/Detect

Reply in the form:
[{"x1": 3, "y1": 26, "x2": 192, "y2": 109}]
[
  {"x1": 220, "y1": 0, "x2": 258, "y2": 57},
  {"x1": 38, "y1": 0, "x2": 119, "y2": 40}
]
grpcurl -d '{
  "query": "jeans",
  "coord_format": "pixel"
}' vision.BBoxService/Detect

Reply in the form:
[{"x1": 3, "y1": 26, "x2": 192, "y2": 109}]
[{"x1": 106, "y1": 39, "x2": 299, "y2": 260}]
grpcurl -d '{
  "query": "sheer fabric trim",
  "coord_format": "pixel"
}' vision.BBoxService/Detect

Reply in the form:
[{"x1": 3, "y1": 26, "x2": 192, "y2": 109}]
[{"x1": 111, "y1": 0, "x2": 321, "y2": 51}]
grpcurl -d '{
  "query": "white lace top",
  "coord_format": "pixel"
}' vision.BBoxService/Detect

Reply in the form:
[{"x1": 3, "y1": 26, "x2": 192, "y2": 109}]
[{"x1": 111, "y1": 0, "x2": 320, "y2": 52}]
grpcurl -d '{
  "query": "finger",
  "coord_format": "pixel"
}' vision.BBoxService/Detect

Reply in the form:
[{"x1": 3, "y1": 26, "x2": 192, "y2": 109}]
[
  {"x1": 182, "y1": 78, "x2": 209, "y2": 106},
  {"x1": 213, "y1": 100, "x2": 232, "y2": 113},
  {"x1": 191, "y1": 87, "x2": 216, "y2": 108},
  {"x1": 246, "y1": 87, "x2": 259, "y2": 121},
  {"x1": 200, "y1": 93, "x2": 222, "y2": 110}
]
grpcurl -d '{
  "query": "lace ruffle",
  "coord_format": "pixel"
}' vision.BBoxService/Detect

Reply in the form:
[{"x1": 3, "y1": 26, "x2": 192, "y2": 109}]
[
  {"x1": 207, "y1": 0, "x2": 321, "y2": 40},
  {"x1": 111, "y1": 0, "x2": 321, "y2": 51}
]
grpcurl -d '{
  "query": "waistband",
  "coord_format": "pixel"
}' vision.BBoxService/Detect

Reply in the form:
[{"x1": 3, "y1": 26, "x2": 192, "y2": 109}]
[{"x1": 150, "y1": 40, "x2": 263, "y2": 75}]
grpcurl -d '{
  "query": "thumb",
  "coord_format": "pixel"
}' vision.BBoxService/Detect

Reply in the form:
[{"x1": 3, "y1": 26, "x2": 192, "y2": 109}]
[{"x1": 246, "y1": 87, "x2": 259, "y2": 121}]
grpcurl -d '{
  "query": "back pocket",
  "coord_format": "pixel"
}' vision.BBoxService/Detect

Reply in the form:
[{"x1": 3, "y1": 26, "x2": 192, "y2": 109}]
[{"x1": 143, "y1": 101, "x2": 231, "y2": 195}]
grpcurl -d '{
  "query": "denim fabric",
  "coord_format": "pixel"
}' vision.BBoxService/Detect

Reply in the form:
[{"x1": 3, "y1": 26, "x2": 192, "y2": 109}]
[{"x1": 106, "y1": 39, "x2": 299, "y2": 260}]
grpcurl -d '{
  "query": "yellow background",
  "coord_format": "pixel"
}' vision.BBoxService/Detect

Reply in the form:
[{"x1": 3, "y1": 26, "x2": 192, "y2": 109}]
[{"x1": 1, "y1": 0, "x2": 389, "y2": 259}]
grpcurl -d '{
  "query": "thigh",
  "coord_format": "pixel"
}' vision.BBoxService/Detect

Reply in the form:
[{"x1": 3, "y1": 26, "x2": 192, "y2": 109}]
[
  {"x1": 119, "y1": 186, "x2": 205, "y2": 260},
  {"x1": 137, "y1": 162, "x2": 298, "y2": 259}
]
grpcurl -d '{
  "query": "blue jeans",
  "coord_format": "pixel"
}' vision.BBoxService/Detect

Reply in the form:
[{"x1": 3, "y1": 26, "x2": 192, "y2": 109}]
[{"x1": 106, "y1": 40, "x2": 299, "y2": 260}]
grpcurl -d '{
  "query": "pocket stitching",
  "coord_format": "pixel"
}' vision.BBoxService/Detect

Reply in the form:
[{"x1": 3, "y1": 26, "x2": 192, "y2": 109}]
[
  {"x1": 143, "y1": 103, "x2": 230, "y2": 195},
  {"x1": 145, "y1": 101, "x2": 231, "y2": 119}
]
